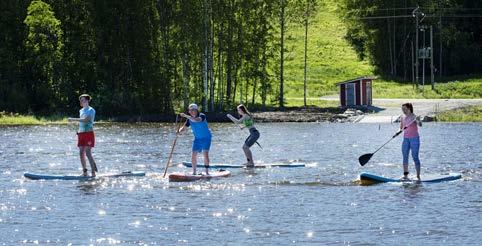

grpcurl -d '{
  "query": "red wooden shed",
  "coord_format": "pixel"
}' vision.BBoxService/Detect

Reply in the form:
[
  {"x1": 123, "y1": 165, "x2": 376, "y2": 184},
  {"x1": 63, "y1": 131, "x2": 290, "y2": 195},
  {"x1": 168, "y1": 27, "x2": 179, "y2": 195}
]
[{"x1": 337, "y1": 77, "x2": 374, "y2": 107}]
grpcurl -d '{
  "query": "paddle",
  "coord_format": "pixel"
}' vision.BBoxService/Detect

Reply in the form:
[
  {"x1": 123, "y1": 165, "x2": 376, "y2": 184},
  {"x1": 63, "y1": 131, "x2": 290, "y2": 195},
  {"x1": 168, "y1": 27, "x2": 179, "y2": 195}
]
[
  {"x1": 226, "y1": 113, "x2": 262, "y2": 149},
  {"x1": 358, "y1": 117, "x2": 418, "y2": 166},
  {"x1": 162, "y1": 115, "x2": 184, "y2": 178}
]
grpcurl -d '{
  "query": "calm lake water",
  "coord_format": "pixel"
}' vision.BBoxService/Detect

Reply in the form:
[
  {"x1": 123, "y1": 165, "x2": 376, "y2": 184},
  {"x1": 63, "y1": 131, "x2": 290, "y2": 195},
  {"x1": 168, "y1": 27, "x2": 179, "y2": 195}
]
[{"x1": 1, "y1": 122, "x2": 481, "y2": 245}]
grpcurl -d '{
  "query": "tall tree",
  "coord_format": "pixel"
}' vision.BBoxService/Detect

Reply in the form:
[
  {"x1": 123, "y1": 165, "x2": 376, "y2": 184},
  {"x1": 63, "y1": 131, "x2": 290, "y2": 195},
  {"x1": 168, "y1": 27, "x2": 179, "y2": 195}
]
[
  {"x1": 47, "y1": 0, "x2": 97, "y2": 113},
  {"x1": 24, "y1": 0, "x2": 64, "y2": 114},
  {"x1": 278, "y1": 0, "x2": 287, "y2": 109},
  {"x1": 0, "y1": 0, "x2": 31, "y2": 112}
]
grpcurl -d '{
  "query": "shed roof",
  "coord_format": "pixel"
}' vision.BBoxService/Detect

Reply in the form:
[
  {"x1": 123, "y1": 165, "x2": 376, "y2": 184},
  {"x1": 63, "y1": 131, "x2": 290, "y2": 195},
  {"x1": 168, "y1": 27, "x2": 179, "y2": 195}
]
[{"x1": 336, "y1": 76, "x2": 377, "y2": 86}]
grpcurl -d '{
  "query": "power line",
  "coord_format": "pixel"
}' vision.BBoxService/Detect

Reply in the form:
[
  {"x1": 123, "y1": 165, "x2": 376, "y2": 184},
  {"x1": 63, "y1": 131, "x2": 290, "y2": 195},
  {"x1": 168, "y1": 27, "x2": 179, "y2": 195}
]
[
  {"x1": 357, "y1": 14, "x2": 482, "y2": 20},
  {"x1": 355, "y1": 7, "x2": 482, "y2": 12}
]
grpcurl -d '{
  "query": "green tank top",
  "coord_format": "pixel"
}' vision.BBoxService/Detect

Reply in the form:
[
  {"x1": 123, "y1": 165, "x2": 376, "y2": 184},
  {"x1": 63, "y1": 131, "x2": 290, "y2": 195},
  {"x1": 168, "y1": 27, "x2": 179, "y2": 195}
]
[{"x1": 242, "y1": 116, "x2": 254, "y2": 128}]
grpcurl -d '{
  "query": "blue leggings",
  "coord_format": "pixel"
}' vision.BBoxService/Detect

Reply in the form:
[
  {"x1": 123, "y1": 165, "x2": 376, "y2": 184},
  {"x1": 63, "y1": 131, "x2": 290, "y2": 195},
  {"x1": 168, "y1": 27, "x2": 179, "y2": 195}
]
[{"x1": 402, "y1": 137, "x2": 421, "y2": 167}]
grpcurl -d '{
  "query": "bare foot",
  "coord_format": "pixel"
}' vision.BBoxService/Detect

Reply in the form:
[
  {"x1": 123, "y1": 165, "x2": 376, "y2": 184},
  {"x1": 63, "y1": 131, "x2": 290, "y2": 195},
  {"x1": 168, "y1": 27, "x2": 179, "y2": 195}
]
[
  {"x1": 91, "y1": 171, "x2": 96, "y2": 177},
  {"x1": 82, "y1": 169, "x2": 88, "y2": 177}
]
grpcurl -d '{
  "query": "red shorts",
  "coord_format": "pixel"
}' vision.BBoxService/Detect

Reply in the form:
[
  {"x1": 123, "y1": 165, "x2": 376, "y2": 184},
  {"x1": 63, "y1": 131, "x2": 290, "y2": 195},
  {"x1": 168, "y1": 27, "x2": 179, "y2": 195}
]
[{"x1": 77, "y1": 131, "x2": 95, "y2": 147}]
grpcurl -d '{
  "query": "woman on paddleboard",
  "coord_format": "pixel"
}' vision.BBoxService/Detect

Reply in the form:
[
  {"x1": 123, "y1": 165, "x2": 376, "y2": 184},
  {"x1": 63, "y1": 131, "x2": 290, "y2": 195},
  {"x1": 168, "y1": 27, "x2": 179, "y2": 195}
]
[
  {"x1": 227, "y1": 104, "x2": 260, "y2": 168},
  {"x1": 398, "y1": 103, "x2": 422, "y2": 180},
  {"x1": 68, "y1": 94, "x2": 98, "y2": 177},
  {"x1": 179, "y1": 103, "x2": 211, "y2": 175}
]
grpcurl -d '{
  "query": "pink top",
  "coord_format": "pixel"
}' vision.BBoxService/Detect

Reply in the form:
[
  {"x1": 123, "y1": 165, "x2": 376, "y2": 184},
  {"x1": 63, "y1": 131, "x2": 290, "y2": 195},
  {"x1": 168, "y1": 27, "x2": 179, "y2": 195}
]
[{"x1": 402, "y1": 115, "x2": 419, "y2": 138}]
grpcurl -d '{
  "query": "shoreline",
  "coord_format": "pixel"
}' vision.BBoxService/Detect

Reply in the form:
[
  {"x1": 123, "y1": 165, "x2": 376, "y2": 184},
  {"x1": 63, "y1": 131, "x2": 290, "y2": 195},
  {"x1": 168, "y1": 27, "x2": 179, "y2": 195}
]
[{"x1": 1, "y1": 103, "x2": 481, "y2": 125}]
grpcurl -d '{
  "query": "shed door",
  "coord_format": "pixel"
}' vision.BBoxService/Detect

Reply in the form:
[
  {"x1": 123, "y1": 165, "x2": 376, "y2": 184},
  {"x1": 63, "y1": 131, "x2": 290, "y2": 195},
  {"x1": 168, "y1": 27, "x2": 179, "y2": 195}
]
[{"x1": 346, "y1": 83, "x2": 355, "y2": 106}]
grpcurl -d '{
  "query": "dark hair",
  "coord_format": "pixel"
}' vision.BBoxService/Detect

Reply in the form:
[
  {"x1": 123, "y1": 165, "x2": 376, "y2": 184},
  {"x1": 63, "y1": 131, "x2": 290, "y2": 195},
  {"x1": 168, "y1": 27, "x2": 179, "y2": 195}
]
[
  {"x1": 79, "y1": 94, "x2": 91, "y2": 101},
  {"x1": 237, "y1": 104, "x2": 251, "y2": 116},
  {"x1": 402, "y1": 103, "x2": 413, "y2": 113}
]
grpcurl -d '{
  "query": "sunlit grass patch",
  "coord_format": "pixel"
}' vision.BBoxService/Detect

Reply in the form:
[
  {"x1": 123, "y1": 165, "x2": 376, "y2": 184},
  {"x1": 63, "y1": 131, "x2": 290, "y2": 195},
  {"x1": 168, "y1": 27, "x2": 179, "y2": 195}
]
[{"x1": 437, "y1": 105, "x2": 482, "y2": 122}]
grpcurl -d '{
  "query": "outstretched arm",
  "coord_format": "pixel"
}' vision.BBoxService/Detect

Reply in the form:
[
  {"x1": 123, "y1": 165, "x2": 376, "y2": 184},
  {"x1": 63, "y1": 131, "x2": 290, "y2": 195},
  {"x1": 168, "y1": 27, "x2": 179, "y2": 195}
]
[
  {"x1": 227, "y1": 114, "x2": 241, "y2": 124},
  {"x1": 68, "y1": 115, "x2": 91, "y2": 122},
  {"x1": 180, "y1": 113, "x2": 203, "y2": 122}
]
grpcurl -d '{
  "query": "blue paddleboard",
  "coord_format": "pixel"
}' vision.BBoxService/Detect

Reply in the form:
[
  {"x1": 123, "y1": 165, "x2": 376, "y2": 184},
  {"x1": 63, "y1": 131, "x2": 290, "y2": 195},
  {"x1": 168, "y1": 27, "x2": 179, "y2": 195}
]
[
  {"x1": 359, "y1": 172, "x2": 462, "y2": 185},
  {"x1": 24, "y1": 171, "x2": 146, "y2": 180},
  {"x1": 182, "y1": 161, "x2": 305, "y2": 169}
]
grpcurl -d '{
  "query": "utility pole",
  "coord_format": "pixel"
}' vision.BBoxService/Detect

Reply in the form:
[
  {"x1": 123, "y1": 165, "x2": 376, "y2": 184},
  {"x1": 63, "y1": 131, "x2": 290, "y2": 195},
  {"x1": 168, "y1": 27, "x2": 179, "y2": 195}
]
[
  {"x1": 413, "y1": 7, "x2": 419, "y2": 89},
  {"x1": 422, "y1": 26, "x2": 425, "y2": 89},
  {"x1": 412, "y1": 6, "x2": 424, "y2": 90},
  {"x1": 430, "y1": 25, "x2": 434, "y2": 90},
  {"x1": 439, "y1": 12, "x2": 443, "y2": 77},
  {"x1": 411, "y1": 40, "x2": 415, "y2": 87}
]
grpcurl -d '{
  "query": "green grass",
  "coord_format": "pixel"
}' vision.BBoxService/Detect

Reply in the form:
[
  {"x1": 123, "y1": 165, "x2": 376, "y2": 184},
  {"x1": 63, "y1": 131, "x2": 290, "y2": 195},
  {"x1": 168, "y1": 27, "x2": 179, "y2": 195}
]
[
  {"x1": 283, "y1": 0, "x2": 482, "y2": 100},
  {"x1": 437, "y1": 105, "x2": 482, "y2": 122},
  {"x1": 374, "y1": 78, "x2": 482, "y2": 99},
  {"x1": 0, "y1": 111, "x2": 67, "y2": 125},
  {"x1": 283, "y1": 0, "x2": 373, "y2": 98},
  {"x1": 285, "y1": 98, "x2": 338, "y2": 108}
]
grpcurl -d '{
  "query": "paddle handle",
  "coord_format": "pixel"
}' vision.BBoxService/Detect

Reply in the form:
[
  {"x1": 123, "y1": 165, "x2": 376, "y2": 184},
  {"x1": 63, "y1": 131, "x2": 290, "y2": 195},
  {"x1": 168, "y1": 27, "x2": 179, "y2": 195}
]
[{"x1": 162, "y1": 116, "x2": 184, "y2": 178}]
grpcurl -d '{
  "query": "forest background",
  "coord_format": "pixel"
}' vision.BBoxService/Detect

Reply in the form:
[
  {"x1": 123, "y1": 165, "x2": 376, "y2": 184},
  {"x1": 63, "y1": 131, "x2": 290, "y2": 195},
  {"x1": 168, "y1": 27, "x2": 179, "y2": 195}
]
[{"x1": 1, "y1": 0, "x2": 481, "y2": 120}]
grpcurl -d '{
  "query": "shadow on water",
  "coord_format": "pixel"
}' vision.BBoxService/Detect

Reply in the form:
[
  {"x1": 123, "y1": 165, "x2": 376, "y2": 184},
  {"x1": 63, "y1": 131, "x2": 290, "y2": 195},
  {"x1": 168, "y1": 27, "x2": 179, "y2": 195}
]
[
  {"x1": 400, "y1": 182, "x2": 425, "y2": 198},
  {"x1": 76, "y1": 179, "x2": 105, "y2": 194}
]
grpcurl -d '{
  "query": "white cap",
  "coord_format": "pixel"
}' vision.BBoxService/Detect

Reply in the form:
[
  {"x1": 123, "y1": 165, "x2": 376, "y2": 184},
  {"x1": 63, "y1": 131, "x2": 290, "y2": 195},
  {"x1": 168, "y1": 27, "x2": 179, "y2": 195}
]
[{"x1": 188, "y1": 103, "x2": 198, "y2": 110}]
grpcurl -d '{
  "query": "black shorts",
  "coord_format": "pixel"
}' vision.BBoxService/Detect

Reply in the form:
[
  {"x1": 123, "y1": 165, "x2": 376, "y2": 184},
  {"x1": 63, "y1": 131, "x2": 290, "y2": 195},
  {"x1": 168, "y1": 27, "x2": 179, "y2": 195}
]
[{"x1": 245, "y1": 128, "x2": 260, "y2": 147}]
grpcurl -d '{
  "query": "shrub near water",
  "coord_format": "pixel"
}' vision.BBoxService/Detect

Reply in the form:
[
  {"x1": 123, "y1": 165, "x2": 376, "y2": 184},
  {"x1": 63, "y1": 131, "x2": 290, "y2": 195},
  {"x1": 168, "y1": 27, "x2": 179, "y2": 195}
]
[{"x1": 437, "y1": 106, "x2": 482, "y2": 122}]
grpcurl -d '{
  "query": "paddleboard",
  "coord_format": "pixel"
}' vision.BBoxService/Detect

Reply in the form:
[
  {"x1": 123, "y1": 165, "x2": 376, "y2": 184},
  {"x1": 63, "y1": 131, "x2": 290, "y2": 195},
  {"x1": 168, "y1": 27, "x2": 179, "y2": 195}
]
[
  {"x1": 168, "y1": 170, "x2": 231, "y2": 182},
  {"x1": 182, "y1": 161, "x2": 305, "y2": 169},
  {"x1": 24, "y1": 171, "x2": 146, "y2": 180},
  {"x1": 359, "y1": 172, "x2": 462, "y2": 185}
]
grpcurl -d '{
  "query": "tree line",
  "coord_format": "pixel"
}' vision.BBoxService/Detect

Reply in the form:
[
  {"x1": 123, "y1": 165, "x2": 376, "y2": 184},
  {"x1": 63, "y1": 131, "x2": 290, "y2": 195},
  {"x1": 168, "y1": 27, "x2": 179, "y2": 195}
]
[
  {"x1": 1, "y1": 0, "x2": 480, "y2": 117},
  {"x1": 1, "y1": 0, "x2": 318, "y2": 117}
]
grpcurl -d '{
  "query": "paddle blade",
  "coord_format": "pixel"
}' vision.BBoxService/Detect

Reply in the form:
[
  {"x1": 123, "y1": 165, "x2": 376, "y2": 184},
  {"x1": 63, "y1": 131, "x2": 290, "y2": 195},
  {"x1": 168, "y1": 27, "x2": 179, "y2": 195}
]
[{"x1": 358, "y1": 153, "x2": 373, "y2": 166}]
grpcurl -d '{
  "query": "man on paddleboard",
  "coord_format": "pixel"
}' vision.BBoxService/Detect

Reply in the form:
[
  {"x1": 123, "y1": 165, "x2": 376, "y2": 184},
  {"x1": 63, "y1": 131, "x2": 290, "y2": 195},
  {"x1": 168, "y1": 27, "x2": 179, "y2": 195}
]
[
  {"x1": 179, "y1": 103, "x2": 211, "y2": 175},
  {"x1": 68, "y1": 94, "x2": 98, "y2": 177}
]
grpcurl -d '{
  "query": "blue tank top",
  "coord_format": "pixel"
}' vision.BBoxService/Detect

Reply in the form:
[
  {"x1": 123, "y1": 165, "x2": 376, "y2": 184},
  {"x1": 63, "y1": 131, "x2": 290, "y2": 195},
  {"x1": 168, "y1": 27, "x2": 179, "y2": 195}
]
[{"x1": 186, "y1": 113, "x2": 211, "y2": 139}]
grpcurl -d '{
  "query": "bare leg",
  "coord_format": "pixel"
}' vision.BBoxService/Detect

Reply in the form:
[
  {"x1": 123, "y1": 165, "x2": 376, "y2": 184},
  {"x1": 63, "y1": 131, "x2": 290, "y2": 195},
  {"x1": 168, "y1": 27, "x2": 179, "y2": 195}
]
[
  {"x1": 79, "y1": 147, "x2": 88, "y2": 176},
  {"x1": 191, "y1": 152, "x2": 198, "y2": 175},
  {"x1": 203, "y1": 151, "x2": 210, "y2": 175},
  {"x1": 243, "y1": 144, "x2": 254, "y2": 167},
  {"x1": 85, "y1": 147, "x2": 96, "y2": 177}
]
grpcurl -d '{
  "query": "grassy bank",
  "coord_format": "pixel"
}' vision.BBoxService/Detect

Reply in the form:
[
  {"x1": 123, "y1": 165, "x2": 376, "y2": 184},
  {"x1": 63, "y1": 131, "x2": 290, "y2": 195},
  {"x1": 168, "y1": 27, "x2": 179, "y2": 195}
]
[
  {"x1": 436, "y1": 105, "x2": 482, "y2": 122},
  {"x1": 283, "y1": 0, "x2": 372, "y2": 100},
  {"x1": 374, "y1": 77, "x2": 482, "y2": 99},
  {"x1": 283, "y1": 0, "x2": 482, "y2": 101},
  {"x1": 0, "y1": 112, "x2": 66, "y2": 125}
]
